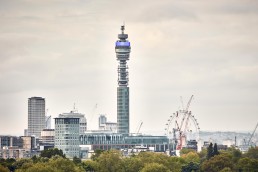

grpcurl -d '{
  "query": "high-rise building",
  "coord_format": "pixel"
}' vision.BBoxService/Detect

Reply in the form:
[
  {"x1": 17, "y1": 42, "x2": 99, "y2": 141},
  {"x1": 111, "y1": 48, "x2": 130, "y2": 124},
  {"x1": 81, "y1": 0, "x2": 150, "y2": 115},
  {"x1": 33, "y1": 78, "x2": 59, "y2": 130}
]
[
  {"x1": 115, "y1": 25, "x2": 131, "y2": 135},
  {"x1": 28, "y1": 97, "x2": 45, "y2": 138},
  {"x1": 54, "y1": 117, "x2": 80, "y2": 159}
]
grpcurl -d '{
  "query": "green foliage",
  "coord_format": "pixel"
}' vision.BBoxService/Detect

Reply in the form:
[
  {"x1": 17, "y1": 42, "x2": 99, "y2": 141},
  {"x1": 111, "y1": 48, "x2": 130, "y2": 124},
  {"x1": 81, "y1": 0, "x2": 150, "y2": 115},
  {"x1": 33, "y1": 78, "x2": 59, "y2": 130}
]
[
  {"x1": 219, "y1": 167, "x2": 232, "y2": 172},
  {"x1": 207, "y1": 143, "x2": 220, "y2": 160},
  {"x1": 136, "y1": 152, "x2": 181, "y2": 172},
  {"x1": 73, "y1": 156, "x2": 82, "y2": 165},
  {"x1": 207, "y1": 143, "x2": 213, "y2": 160},
  {"x1": 181, "y1": 152, "x2": 200, "y2": 163},
  {"x1": 96, "y1": 150, "x2": 123, "y2": 172},
  {"x1": 122, "y1": 157, "x2": 143, "y2": 172},
  {"x1": 198, "y1": 148, "x2": 207, "y2": 162},
  {"x1": 201, "y1": 154, "x2": 233, "y2": 172},
  {"x1": 213, "y1": 143, "x2": 219, "y2": 156},
  {"x1": 40, "y1": 148, "x2": 66, "y2": 158},
  {"x1": 182, "y1": 162, "x2": 199, "y2": 172},
  {"x1": 237, "y1": 157, "x2": 258, "y2": 171},
  {"x1": 140, "y1": 162, "x2": 170, "y2": 172},
  {"x1": 16, "y1": 156, "x2": 84, "y2": 172},
  {"x1": 245, "y1": 146, "x2": 258, "y2": 159},
  {"x1": 13, "y1": 158, "x2": 33, "y2": 169},
  {"x1": 0, "y1": 165, "x2": 9, "y2": 172},
  {"x1": 2, "y1": 146, "x2": 257, "y2": 172},
  {"x1": 226, "y1": 147, "x2": 242, "y2": 163},
  {"x1": 91, "y1": 149, "x2": 105, "y2": 161},
  {"x1": 82, "y1": 160, "x2": 99, "y2": 172},
  {"x1": 180, "y1": 148, "x2": 196, "y2": 156}
]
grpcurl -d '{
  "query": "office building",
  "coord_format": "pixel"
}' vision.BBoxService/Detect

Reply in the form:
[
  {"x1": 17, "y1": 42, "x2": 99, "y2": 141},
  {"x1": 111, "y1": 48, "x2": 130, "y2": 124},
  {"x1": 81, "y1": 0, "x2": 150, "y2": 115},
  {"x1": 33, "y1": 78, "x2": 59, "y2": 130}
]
[
  {"x1": 40, "y1": 129, "x2": 55, "y2": 150},
  {"x1": 115, "y1": 25, "x2": 131, "y2": 135},
  {"x1": 55, "y1": 117, "x2": 80, "y2": 159},
  {"x1": 28, "y1": 97, "x2": 45, "y2": 138},
  {"x1": 59, "y1": 110, "x2": 87, "y2": 134}
]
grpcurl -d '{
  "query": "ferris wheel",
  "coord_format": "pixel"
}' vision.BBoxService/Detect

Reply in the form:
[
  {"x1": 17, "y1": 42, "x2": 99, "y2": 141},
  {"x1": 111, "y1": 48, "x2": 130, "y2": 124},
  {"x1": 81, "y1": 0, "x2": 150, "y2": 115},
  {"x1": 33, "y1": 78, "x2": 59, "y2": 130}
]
[{"x1": 165, "y1": 95, "x2": 200, "y2": 151}]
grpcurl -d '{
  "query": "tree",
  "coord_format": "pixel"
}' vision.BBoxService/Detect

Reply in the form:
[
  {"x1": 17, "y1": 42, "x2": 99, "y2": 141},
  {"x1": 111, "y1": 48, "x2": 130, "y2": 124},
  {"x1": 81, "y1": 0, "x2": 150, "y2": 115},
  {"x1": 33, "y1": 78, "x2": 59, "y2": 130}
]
[
  {"x1": 13, "y1": 158, "x2": 33, "y2": 170},
  {"x1": 96, "y1": 150, "x2": 123, "y2": 172},
  {"x1": 226, "y1": 147, "x2": 242, "y2": 163},
  {"x1": 82, "y1": 160, "x2": 99, "y2": 172},
  {"x1": 181, "y1": 152, "x2": 200, "y2": 163},
  {"x1": 73, "y1": 156, "x2": 82, "y2": 165},
  {"x1": 180, "y1": 148, "x2": 196, "y2": 156},
  {"x1": 201, "y1": 154, "x2": 233, "y2": 172},
  {"x1": 219, "y1": 167, "x2": 232, "y2": 172},
  {"x1": 91, "y1": 149, "x2": 105, "y2": 161},
  {"x1": 237, "y1": 157, "x2": 258, "y2": 171},
  {"x1": 198, "y1": 148, "x2": 207, "y2": 162},
  {"x1": 245, "y1": 146, "x2": 258, "y2": 159},
  {"x1": 5, "y1": 158, "x2": 16, "y2": 171},
  {"x1": 140, "y1": 163, "x2": 170, "y2": 172},
  {"x1": 182, "y1": 162, "x2": 199, "y2": 172},
  {"x1": 40, "y1": 148, "x2": 66, "y2": 158},
  {"x1": 122, "y1": 156, "x2": 143, "y2": 172},
  {"x1": 207, "y1": 143, "x2": 213, "y2": 159},
  {"x1": 213, "y1": 143, "x2": 219, "y2": 156},
  {"x1": 0, "y1": 165, "x2": 9, "y2": 172}
]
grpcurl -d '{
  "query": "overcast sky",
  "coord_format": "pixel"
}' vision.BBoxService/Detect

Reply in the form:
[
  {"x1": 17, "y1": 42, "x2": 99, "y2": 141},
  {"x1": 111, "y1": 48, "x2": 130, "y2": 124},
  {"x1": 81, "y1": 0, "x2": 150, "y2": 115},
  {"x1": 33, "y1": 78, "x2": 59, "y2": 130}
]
[{"x1": 0, "y1": 0, "x2": 258, "y2": 136}]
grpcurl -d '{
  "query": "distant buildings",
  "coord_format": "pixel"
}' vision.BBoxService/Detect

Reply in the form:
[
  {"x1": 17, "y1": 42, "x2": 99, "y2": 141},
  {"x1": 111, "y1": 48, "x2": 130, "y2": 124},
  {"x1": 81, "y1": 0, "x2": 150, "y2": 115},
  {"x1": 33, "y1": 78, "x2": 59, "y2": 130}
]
[
  {"x1": 40, "y1": 129, "x2": 55, "y2": 150},
  {"x1": 0, "y1": 135, "x2": 37, "y2": 159},
  {"x1": 28, "y1": 97, "x2": 46, "y2": 138},
  {"x1": 99, "y1": 114, "x2": 117, "y2": 132},
  {"x1": 54, "y1": 117, "x2": 80, "y2": 159}
]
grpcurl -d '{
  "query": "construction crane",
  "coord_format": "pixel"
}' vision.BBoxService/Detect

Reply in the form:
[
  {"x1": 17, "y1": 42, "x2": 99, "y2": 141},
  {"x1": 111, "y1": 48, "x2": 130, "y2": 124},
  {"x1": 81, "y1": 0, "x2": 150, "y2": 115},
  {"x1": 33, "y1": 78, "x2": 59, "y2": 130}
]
[
  {"x1": 136, "y1": 122, "x2": 143, "y2": 135},
  {"x1": 247, "y1": 122, "x2": 258, "y2": 146},
  {"x1": 177, "y1": 95, "x2": 194, "y2": 150}
]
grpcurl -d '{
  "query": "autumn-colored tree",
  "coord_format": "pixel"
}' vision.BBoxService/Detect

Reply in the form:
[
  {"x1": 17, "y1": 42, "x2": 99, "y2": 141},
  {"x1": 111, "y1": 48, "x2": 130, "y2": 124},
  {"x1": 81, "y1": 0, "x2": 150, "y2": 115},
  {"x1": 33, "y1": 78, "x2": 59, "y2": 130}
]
[
  {"x1": 181, "y1": 151, "x2": 200, "y2": 163},
  {"x1": 180, "y1": 148, "x2": 196, "y2": 156},
  {"x1": 140, "y1": 162, "x2": 170, "y2": 172},
  {"x1": 0, "y1": 165, "x2": 9, "y2": 172}
]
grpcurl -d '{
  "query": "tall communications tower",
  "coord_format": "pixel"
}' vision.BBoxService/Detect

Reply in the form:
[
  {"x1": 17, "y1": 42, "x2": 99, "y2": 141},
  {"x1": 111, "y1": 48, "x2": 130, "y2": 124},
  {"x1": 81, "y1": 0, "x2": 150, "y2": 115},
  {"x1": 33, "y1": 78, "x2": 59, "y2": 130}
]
[{"x1": 115, "y1": 25, "x2": 131, "y2": 135}]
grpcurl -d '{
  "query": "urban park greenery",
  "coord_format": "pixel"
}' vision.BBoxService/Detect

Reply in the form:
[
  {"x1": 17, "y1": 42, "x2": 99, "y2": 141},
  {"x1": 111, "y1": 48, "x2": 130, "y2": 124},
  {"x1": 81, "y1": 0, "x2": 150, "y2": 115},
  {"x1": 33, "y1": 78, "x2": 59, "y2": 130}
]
[{"x1": 0, "y1": 146, "x2": 257, "y2": 172}]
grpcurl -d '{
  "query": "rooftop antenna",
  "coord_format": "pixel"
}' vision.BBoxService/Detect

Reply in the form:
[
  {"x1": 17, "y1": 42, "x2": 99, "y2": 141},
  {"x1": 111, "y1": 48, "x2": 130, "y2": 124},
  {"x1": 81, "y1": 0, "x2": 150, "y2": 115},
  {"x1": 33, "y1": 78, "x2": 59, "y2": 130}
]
[
  {"x1": 73, "y1": 103, "x2": 78, "y2": 113},
  {"x1": 121, "y1": 21, "x2": 125, "y2": 34}
]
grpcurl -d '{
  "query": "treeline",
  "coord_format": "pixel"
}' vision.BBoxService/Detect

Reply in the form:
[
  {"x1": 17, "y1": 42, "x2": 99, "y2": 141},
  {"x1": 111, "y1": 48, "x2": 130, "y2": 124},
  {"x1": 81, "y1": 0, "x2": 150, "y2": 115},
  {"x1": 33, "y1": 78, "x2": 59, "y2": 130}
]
[{"x1": 0, "y1": 146, "x2": 258, "y2": 172}]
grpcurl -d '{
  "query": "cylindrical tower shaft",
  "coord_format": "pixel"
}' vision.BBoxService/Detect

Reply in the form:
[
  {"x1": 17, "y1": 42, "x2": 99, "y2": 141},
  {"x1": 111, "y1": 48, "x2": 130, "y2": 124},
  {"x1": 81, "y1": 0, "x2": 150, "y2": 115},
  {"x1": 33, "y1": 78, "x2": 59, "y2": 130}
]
[{"x1": 115, "y1": 25, "x2": 131, "y2": 135}]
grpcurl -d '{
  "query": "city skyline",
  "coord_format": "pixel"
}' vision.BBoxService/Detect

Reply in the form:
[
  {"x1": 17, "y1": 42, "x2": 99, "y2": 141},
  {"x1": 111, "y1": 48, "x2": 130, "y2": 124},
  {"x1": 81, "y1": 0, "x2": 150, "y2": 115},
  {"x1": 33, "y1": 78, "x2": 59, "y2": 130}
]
[{"x1": 0, "y1": 0, "x2": 258, "y2": 135}]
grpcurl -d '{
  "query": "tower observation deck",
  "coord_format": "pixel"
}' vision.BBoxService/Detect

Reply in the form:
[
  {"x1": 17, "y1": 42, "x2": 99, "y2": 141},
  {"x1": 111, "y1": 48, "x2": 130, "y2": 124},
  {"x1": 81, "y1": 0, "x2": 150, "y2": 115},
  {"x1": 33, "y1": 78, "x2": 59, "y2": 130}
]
[{"x1": 115, "y1": 25, "x2": 131, "y2": 135}]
